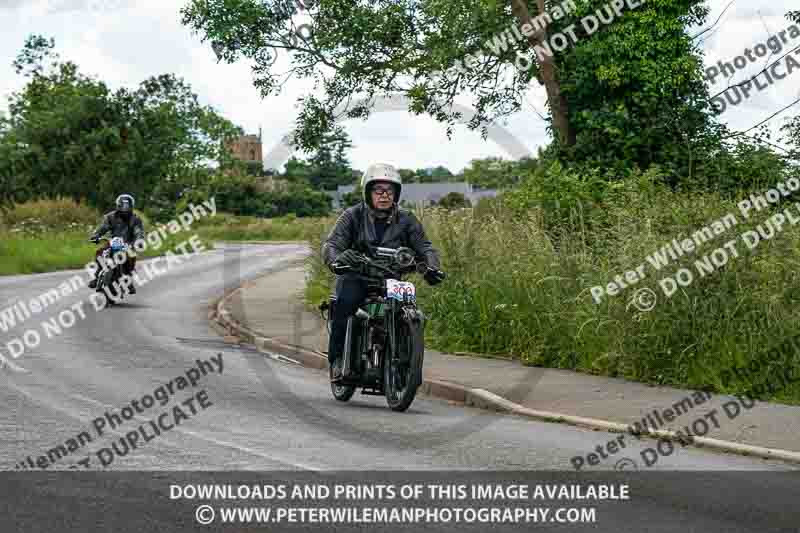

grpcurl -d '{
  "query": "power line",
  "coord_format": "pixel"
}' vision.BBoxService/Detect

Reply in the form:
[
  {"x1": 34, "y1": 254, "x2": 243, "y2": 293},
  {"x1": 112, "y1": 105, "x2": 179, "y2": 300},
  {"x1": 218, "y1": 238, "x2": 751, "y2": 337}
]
[
  {"x1": 724, "y1": 95, "x2": 800, "y2": 139},
  {"x1": 708, "y1": 42, "x2": 800, "y2": 100},
  {"x1": 692, "y1": 0, "x2": 737, "y2": 42}
]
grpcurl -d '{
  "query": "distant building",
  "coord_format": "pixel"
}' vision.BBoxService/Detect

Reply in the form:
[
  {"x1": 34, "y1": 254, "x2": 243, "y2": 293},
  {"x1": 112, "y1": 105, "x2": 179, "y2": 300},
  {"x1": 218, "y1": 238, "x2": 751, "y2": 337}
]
[
  {"x1": 226, "y1": 129, "x2": 263, "y2": 164},
  {"x1": 329, "y1": 182, "x2": 499, "y2": 210},
  {"x1": 222, "y1": 128, "x2": 290, "y2": 191}
]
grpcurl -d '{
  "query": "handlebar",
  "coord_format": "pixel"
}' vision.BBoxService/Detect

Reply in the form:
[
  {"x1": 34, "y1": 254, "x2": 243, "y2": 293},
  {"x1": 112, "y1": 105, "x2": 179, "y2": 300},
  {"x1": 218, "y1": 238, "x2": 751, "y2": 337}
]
[{"x1": 331, "y1": 246, "x2": 428, "y2": 278}]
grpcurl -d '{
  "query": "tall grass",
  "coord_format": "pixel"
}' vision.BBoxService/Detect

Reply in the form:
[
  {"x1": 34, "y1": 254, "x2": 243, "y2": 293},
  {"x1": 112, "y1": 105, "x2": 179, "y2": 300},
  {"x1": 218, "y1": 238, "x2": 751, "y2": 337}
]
[
  {"x1": 304, "y1": 174, "x2": 800, "y2": 404},
  {"x1": 0, "y1": 198, "x2": 215, "y2": 275},
  {"x1": 194, "y1": 212, "x2": 330, "y2": 242}
]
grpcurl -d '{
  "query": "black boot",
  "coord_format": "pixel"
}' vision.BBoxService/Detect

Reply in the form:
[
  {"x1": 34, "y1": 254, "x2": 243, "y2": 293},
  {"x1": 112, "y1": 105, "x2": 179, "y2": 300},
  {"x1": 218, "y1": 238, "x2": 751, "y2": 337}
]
[{"x1": 330, "y1": 358, "x2": 343, "y2": 382}]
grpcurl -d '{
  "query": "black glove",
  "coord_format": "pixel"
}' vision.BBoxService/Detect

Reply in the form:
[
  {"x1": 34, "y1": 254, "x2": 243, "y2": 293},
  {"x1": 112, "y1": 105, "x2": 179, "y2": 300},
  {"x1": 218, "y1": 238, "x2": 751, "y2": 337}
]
[
  {"x1": 331, "y1": 249, "x2": 362, "y2": 272},
  {"x1": 89, "y1": 236, "x2": 100, "y2": 244},
  {"x1": 424, "y1": 268, "x2": 446, "y2": 286}
]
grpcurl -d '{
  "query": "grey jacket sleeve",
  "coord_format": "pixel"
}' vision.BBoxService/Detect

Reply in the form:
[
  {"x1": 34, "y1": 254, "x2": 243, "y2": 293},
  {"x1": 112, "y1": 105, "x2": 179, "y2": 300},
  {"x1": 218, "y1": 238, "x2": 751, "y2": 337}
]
[
  {"x1": 322, "y1": 209, "x2": 355, "y2": 267},
  {"x1": 407, "y1": 213, "x2": 441, "y2": 271},
  {"x1": 132, "y1": 215, "x2": 145, "y2": 242},
  {"x1": 91, "y1": 214, "x2": 111, "y2": 240}
]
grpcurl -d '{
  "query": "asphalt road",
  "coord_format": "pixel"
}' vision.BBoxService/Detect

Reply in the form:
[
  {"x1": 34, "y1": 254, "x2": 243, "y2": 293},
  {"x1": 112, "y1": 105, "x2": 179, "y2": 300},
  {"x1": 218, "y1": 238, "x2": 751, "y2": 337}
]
[{"x1": 0, "y1": 243, "x2": 797, "y2": 532}]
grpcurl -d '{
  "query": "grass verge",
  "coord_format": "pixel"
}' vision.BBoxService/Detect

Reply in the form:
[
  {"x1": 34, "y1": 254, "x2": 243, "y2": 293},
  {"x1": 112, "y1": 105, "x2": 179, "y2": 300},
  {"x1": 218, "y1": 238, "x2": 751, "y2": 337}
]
[{"x1": 303, "y1": 174, "x2": 800, "y2": 405}]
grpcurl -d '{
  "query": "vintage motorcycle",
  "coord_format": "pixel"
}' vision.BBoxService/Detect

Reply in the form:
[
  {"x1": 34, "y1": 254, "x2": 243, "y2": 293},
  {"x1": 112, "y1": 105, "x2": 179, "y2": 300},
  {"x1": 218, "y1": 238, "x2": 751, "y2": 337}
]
[
  {"x1": 319, "y1": 246, "x2": 429, "y2": 412},
  {"x1": 94, "y1": 237, "x2": 132, "y2": 305}
]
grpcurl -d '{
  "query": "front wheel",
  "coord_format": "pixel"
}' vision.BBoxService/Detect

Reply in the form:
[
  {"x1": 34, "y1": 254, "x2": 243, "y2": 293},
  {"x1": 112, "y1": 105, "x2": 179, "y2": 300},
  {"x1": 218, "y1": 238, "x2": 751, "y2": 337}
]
[
  {"x1": 330, "y1": 359, "x2": 356, "y2": 402},
  {"x1": 384, "y1": 316, "x2": 424, "y2": 412},
  {"x1": 96, "y1": 269, "x2": 117, "y2": 307}
]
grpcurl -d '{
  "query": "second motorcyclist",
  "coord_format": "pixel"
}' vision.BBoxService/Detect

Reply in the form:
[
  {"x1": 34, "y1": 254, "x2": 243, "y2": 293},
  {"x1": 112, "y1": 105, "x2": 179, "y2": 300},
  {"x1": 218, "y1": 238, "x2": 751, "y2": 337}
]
[{"x1": 88, "y1": 193, "x2": 145, "y2": 293}]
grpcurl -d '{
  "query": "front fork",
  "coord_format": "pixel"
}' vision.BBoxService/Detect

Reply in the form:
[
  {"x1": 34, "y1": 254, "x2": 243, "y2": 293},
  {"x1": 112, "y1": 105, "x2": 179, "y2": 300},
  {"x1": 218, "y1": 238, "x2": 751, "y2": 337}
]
[{"x1": 387, "y1": 300, "x2": 424, "y2": 365}]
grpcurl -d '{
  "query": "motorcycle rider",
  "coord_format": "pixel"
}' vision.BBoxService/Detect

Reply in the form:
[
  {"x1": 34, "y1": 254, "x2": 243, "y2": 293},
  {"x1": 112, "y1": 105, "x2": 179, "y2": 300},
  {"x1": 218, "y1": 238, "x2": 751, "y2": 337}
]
[
  {"x1": 322, "y1": 163, "x2": 446, "y2": 381},
  {"x1": 87, "y1": 193, "x2": 145, "y2": 293}
]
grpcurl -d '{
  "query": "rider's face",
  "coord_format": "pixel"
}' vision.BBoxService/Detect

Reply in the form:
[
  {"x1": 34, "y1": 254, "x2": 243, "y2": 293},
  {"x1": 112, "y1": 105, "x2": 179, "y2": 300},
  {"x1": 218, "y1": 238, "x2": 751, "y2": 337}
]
[{"x1": 371, "y1": 183, "x2": 394, "y2": 209}]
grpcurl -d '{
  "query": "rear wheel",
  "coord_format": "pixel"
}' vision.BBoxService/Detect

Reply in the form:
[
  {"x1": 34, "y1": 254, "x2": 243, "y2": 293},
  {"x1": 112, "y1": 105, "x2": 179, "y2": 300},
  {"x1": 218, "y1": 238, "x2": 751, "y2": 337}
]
[{"x1": 384, "y1": 315, "x2": 424, "y2": 412}]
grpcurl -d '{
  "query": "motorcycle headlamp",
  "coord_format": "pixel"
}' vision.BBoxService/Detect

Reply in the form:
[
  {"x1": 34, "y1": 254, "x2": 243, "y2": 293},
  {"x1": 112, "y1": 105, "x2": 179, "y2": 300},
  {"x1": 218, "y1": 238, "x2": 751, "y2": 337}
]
[
  {"x1": 110, "y1": 237, "x2": 126, "y2": 252},
  {"x1": 394, "y1": 247, "x2": 415, "y2": 268}
]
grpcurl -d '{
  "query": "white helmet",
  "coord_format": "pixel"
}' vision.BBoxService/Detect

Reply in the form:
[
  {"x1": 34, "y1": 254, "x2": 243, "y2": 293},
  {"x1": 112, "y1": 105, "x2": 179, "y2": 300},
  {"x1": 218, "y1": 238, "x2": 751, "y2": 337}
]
[{"x1": 361, "y1": 163, "x2": 402, "y2": 207}]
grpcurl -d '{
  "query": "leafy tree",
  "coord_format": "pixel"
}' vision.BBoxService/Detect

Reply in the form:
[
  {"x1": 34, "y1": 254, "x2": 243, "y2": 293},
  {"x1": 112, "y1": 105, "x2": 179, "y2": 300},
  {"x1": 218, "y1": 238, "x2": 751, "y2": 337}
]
[
  {"x1": 283, "y1": 156, "x2": 313, "y2": 183},
  {"x1": 340, "y1": 183, "x2": 363, "y2": 208},
  {"x1": 181, "y1": 0, "x2": 716, "y2": 181},
  {"x1": 437, "y1": 191, "x2": 472, "y2": 209},
  {"x1": 307, "y1": 127, "x2": 354, "y2": 190},
  {"x1": 398, "y1": 168, "x2": 416, "y2": 183},
  {"x1": 401, "y1": 166, "x2": 455, "y2": 183},
  {"x1": 782, "y1": 10, "x2": 800, "y2": 157},
  {"x1": 179, "y1": 172, "x2": 331, "y2": 217},
  {"x1": 244, "y1": 160, "x2": 266, "y2": 177},
  {"x1": 0, "y1": 35, "x2": 242, "y2": 219},
  {"x1": 462, "y1": 157, "x2": 518, "y2": 188}
]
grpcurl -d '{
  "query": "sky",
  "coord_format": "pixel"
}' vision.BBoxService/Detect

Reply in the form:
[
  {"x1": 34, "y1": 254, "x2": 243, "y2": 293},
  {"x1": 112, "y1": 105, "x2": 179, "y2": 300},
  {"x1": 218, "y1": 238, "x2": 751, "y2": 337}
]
[{"x1": 0, "y1": 0, "x2": 798, "y2": 173}]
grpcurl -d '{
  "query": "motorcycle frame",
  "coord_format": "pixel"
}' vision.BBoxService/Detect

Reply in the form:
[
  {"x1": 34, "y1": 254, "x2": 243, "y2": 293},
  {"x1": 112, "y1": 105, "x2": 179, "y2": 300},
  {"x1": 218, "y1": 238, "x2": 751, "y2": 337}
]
[
  {"x1": 340, "y1": 285, "x2": 420, "y2": 387},
  {"x1": 96, "y1": 248, "x2": 128, "y2": 300}
]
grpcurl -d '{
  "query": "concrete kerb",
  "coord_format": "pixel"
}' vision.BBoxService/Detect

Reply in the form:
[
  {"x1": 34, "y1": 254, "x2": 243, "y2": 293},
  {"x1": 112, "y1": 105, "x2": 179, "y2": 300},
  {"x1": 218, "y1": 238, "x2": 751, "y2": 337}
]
[{"x1": 209, "y1": 280, "x2": 800, "y2": 467}]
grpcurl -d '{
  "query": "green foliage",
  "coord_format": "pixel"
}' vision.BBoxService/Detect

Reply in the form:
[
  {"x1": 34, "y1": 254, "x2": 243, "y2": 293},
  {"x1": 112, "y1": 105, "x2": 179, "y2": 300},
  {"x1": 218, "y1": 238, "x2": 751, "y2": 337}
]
[
  {"x1": 192, "y1": 212, "x2": 331, "y2": 242},
  {"x1": 279, "y1": 128, "x2": 356, "y2": 191},
  {"x1": 244, "y1": 160, "x2": 266, "y2": 177},
  {"x1": 461, "y1": 156, "x2": 533, "y2": 188},
  {"x1": 306, "y1": 127, "x2": 355, "y2": 190},
  {"x1": 554, "y1": 1, "x2": 716, "y2": 179},
  {"x1": 178, "y1": 172, "x2": 331, "y2": 218},
  {"x1": 305, "y1": 163, "x2": 800, "y2": 403},
  {"x1": 283, "y1": 156, "x2": 313, "y2": 183},
  {"x1": 340, "y1": 183, "x2": 363, "y2": 208},
  {"x1": 0, "y1": 35, "x2": 241, "y2": 218},
  {"x1": 403, "y1": 166, "x2": 456, "y2": 183},
  {"x1": 0, "y1": 197, "x2": 213, "y2": 275},
  {"x1": 1, "y1": 196, "x2": 99, "y2": 232},
  {"x1": 436, "y1": 191, "x2": 471, "y2": 209},
  {"x1": 182, "y1": 0, "x2": 720, "y2": 182}
]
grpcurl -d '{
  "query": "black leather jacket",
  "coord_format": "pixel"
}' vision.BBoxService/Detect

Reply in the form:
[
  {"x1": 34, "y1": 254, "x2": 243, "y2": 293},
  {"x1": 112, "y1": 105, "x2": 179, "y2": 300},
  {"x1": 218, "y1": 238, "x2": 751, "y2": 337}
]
[
  {"x1": 322, "y1": 203, "x2": 441, "y2": 271},
  {"x1": 90, "y1": 210, "x2": 145, "y2": 244}
]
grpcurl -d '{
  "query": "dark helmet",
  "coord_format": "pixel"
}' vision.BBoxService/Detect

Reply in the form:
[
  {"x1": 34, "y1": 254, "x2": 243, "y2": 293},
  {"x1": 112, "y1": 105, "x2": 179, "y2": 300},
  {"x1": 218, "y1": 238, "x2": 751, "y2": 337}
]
[{"x1": 116, "y1": 194, "x2": 135, "y2": 215}]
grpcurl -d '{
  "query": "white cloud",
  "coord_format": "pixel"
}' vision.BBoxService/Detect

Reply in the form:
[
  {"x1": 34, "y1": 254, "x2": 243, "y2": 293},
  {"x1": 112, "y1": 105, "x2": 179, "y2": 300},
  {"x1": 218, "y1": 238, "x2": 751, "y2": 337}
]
[{"x1": 0, "y1": 0, "x2": 797, "y2": 173}]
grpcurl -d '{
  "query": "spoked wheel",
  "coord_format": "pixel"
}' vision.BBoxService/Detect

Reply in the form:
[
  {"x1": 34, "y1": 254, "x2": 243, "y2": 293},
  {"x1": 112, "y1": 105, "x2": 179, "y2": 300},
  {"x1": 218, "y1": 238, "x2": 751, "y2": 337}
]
[
  {"x1": 384, "y1": 316, "x2": 424, "y2": 412},
  {"x1": 330, "y1": 359, "x2": 356, "y2": 402}
]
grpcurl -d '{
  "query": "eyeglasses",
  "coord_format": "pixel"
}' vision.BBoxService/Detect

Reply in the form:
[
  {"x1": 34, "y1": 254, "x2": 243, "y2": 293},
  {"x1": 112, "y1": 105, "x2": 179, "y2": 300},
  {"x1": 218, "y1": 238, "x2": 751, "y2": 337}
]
[{"x1": 372, "y1": 187, "x2": 394, "y2": 197}]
